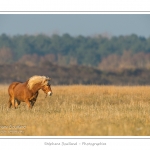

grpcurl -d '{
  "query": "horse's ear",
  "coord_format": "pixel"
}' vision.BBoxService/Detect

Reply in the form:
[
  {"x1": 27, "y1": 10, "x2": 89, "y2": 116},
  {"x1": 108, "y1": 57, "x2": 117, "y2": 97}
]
[
  {"x1": 44, "y1": 78, "x2": 51, "y2": 85},
  {"x1": 46, "y1": 77, "x2": 51, "y2": 81}
]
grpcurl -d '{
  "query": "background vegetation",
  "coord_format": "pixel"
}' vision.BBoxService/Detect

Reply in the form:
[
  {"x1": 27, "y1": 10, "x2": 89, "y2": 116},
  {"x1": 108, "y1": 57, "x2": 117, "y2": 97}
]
[{"x1": 0, "y1": 33, "x2": 150, "y2": 85}]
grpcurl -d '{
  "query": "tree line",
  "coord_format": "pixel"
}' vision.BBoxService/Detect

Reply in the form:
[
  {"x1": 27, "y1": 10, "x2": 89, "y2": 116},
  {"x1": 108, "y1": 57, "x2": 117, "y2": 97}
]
[
  {"x1": 0, "y1": 33, "x2": 150, "y2": 69},
  {"x1": 1, "y1": 62, "x2": 150, "y2": 85}
]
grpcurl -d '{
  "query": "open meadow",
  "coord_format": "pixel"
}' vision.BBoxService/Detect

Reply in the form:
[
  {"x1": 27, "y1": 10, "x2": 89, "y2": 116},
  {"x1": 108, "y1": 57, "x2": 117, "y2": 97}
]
[{"x1": 0, "y1": 85, "x2": 150, "y2": 136}]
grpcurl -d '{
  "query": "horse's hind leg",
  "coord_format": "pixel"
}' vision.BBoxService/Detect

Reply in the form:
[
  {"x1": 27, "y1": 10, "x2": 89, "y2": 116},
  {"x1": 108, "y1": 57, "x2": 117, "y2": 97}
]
[
  {"x1": 8, "y1": 97, "x2": 16, "y2": 109},
  {"x1": 8, "y1": 97, "x2": 12, "y2": 108},
  {"x1": 15, "y1": 100, "x2": 21, "y2": 108},
  {"x1": 11, "y1": 97, "x2": 16, "y2": 109}
]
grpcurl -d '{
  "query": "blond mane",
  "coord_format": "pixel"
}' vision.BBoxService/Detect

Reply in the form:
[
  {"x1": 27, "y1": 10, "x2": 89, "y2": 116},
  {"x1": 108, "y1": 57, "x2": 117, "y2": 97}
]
[{"x1": 27, "y1": 75, "x2": 49, "y2": 90}]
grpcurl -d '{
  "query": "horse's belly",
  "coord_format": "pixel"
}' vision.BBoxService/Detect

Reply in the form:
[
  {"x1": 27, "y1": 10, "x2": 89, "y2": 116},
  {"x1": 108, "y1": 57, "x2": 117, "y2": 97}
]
[
  {"x1": 13, "y1": 91, "x2": 26, "y2": 102},
  {"x1": 14, "y1": 96, "x2": 25, "y2": 102},
  {"x1": 14, "y1": 91, "x2": 37, "y2": 102}
]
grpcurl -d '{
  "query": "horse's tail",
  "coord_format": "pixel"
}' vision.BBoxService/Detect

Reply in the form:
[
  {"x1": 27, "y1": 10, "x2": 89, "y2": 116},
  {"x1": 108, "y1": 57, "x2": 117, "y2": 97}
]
[{"x1": 8, "y1": 82, "x2": 20, "y2": 96}]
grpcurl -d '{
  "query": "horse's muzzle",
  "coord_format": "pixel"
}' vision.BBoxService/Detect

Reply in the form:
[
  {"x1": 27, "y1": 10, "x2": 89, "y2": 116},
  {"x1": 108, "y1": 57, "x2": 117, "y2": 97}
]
[{"x1": 48, "y1": 91, "x2": 52, "y2": 96}]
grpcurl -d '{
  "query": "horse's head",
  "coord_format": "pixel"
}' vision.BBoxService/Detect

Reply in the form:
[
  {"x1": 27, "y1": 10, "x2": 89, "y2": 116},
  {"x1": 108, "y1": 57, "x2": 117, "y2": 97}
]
[{"x1": 41, "y1": 78, "x2": 52, "y2": 96}]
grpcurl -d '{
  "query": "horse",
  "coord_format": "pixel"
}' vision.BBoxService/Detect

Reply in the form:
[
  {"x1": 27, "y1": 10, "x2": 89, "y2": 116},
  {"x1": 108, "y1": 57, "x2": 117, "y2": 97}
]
[{"x1": 8, "y1": 75, "x2": 52, "y2": 109}]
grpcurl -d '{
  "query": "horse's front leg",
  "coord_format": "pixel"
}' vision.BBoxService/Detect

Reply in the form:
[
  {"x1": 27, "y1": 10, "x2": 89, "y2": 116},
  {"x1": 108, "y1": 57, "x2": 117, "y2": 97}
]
[
  {"x1": 30, "y1": 93, "x2": 38, "y2": 108},
  {"x1": 30, "y1": 98, "x2": 37, "y2": 107},
  {"x1": 25, "y1": 100, "x2": 32, "y2": 109}
]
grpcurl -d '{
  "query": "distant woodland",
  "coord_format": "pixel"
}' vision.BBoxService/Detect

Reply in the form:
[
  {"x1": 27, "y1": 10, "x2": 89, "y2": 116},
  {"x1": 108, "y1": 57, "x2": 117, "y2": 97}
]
[{"x1": 0, "y1": 33, "x2": 150, "y2": 85}]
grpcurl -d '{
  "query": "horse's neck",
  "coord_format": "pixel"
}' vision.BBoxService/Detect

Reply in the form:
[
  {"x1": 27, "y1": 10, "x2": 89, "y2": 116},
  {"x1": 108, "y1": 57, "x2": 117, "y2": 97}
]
[{"x1": 27, "y1": 82, "x2": 42, "y2": 94}]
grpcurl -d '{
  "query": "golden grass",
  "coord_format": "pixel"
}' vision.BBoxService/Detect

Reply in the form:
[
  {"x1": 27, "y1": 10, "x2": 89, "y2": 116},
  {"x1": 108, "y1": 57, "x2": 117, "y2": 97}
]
[{"x1": 0, "y1": 85, "x2": 150, "y2": 136}]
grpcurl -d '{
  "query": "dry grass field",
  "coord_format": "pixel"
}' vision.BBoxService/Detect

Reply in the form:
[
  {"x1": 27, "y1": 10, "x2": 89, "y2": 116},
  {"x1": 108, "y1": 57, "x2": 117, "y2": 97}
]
[{"x1": 0, "y1": 84, "x2": 150, "y2": 136}]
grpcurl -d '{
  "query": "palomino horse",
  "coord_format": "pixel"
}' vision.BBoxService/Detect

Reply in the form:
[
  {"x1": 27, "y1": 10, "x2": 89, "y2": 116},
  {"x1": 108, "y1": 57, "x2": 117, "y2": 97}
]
[{"x1": 8, "y1": 75, "x2": 52, "y2": 109}]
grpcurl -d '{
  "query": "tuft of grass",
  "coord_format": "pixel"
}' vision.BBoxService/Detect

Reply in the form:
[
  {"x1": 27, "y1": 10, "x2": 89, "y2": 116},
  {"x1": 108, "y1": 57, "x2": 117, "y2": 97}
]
[{"x1": 0, "y1": 85, "x2": 150, "y2": 136}]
